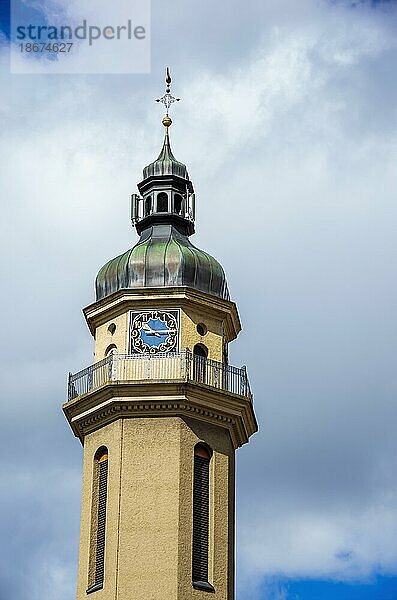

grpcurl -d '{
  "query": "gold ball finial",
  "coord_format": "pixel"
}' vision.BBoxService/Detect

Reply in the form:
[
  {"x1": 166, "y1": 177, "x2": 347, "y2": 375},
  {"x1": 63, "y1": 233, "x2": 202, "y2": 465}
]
[{"x1": 162, "y1": 116, "x2": 172, "y2": 128}]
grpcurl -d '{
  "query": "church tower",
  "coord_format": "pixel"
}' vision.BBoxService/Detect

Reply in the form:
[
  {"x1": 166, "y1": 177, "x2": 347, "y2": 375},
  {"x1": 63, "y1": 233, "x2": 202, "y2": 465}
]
[{"x1": 64, "y1": 70, "x2": 257, "y2": 600}]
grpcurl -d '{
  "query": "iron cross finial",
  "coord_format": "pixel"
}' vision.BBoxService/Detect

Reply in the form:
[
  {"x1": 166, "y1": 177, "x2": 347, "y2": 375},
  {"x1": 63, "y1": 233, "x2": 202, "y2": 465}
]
[{"x1": 156, "y1": 67, "x2": 180, "y2": 117}]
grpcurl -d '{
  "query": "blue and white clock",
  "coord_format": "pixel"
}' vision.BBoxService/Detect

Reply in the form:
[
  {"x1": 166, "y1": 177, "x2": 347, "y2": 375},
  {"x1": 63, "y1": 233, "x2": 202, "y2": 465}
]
[{"x1": 130, "y1": 310, "x2": 179, "y2": 354}]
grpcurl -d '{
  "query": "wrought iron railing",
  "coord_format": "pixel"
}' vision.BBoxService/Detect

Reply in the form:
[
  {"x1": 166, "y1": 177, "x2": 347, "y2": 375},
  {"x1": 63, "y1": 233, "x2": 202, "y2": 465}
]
[{"x1": 68, "y1": 351, "x2": 252, "y2": 402}]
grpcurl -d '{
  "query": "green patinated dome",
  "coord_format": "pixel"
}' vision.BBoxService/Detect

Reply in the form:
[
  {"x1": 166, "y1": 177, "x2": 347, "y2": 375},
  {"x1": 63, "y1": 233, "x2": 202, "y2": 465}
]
[{"x1": 96, "y1": 223, "x2": 229, "y2": 301}]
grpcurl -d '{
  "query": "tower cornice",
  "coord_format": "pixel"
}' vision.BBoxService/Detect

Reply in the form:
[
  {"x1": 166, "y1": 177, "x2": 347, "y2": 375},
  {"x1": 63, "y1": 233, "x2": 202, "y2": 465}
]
[
  {"x1": 134, "y1": 212, "x2": 195, "y2": 236},
  {"x1": 63, "y1": 380, "x2": 257, "y2": 449}
]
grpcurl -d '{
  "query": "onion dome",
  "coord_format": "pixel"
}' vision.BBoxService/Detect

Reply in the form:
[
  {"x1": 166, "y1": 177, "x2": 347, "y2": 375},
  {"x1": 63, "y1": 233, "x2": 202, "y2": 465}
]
[
  {"x1": 95, "y1": 223, "x2": 230, "y2": 301},
  {"x1": 95, "y1": 69, "x2": 230, "y2": 303}
]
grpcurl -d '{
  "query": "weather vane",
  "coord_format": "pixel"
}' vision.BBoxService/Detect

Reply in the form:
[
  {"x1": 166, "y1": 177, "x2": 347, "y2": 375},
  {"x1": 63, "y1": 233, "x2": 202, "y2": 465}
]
[{"x1": 156, "y1": 67, "x2": 180, "y2": 118}]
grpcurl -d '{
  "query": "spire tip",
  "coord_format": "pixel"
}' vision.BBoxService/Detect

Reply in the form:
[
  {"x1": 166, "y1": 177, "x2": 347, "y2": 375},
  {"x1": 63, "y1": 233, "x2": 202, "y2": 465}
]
[{"x1": 155, "y1": 67, "x2": 180, "y2": 120}]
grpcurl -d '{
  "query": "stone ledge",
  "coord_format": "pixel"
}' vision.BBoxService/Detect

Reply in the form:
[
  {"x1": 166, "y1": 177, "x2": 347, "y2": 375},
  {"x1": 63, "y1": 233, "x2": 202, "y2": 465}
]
[
  {"x1": 86, "y1": 582, "x2": 103, "y2": 595},
  {"x1": 193, "y1": 580, "x2": 215, "y2": 593},
  {"x1": 63, "y1": 381, "x2": 258, "y2": 449}
]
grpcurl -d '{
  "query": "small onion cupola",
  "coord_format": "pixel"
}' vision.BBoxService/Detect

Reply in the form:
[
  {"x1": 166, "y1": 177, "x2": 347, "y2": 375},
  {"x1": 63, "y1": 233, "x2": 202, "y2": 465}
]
[
  {"x1": 95, "y1": 69, "x2": 229, "y2": 302},
  {"x1": 131, "y1": 69, "x2": 195, "y2": 237}
]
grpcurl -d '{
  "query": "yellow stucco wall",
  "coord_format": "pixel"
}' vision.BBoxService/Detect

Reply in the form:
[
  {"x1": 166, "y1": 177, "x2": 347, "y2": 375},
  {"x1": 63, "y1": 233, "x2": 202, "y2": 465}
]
[
  {"x1": 94, "y1": 311, "x2": 129, "y2": 361},
  {"x1": 94, "y1": 305, "x2": 225, "y2": 363},
  {"x1": 76, "y1": 416, "x2": 234, "y2": 600},
  {"x1": 116, "y1": 417, "x2": 180, "y2": 599},
  {"x1": 180, "y1": 306, "x2": 224, "y2": 362}
]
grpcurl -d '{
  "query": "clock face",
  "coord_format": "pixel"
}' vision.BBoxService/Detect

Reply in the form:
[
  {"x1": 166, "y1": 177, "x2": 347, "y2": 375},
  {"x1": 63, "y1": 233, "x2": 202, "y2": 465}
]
[{"x1": 130, "y1": 310, "x2": 180, "y2": 354}]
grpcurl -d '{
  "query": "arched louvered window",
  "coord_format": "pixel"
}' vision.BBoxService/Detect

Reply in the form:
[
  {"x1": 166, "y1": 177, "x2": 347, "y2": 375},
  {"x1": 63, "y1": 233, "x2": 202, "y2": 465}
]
[
  {"x1": 105, "y1": 344, "x2": 117, "y2": 357},
  {"x1": 157, "y1": 192, "x2": 168, "y2": 212},
  {"x1": 144, "y1": 196, "x2": 152, "y2": 217},
  {"x1": 174, "y1": 193, "x2": 183, "y2": 215},
  {"x1": 193, "y1": 344, "x2": 208, "y2": 384},
  {"x1": 192, "y1": 444, "x2": 214, "y2": 592},
  {"x1": 87, "y1": 447, "x2": 109, "y2": 594}
]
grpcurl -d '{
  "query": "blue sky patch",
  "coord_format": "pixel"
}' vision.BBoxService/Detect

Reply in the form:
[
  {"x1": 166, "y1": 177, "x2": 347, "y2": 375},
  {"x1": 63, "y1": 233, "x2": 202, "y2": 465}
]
[{"x1": 263, "y1": 575, "x2": 397, "y2": 600}]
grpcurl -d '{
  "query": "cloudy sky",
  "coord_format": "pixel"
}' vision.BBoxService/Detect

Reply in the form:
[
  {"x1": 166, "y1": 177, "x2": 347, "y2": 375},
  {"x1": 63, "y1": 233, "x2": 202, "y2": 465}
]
[{"x1": 1, "y1": 0, "x2": 397, "y2": 598}]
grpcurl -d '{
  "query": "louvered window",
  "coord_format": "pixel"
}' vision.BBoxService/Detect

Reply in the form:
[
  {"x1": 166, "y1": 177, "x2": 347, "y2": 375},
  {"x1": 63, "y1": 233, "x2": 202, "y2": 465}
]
[
  {"x1": 192, "y1": 445, "x2": 214, "y2": 592},
  {"x1": 87, "y1": 448, "x2": 108, "y2": 594},
  {"x1": 193, "y1": 344, "x2": 208, "y2": 385}
]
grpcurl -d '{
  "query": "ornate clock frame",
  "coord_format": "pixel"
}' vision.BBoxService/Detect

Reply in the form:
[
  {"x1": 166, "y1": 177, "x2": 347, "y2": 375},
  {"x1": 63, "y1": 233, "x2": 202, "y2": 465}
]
[{"x1": 129, "y1": 309, "x2": 181, "y2": 355}]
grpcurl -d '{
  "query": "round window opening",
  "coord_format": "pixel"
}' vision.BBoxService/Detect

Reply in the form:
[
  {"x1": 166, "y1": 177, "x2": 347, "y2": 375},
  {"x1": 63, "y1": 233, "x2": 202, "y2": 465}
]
[
  {"x1": 196, "y1": 323, "x2": 207, "y2": 336},
  {"x1": 108, "y1": 323, "x2": 116, "y2": 335}
]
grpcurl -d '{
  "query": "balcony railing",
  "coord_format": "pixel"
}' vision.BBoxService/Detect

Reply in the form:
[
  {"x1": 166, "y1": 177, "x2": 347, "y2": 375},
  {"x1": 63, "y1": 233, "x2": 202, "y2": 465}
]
[{"x1": 68, "y1": 351, "x2": 252, "y2": 402}]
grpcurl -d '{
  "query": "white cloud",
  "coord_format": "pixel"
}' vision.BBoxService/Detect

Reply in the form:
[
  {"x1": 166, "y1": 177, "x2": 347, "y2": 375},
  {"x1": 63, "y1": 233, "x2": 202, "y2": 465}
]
[{"x1": 239, "y1": 502, "x2": 397, "y2": 580}]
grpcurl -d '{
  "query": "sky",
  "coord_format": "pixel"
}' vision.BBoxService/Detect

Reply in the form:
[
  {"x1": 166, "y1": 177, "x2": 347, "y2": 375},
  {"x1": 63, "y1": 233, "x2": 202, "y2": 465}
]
[{"x1": 1, "y1": 0, "x2": 397, "y2": 599}]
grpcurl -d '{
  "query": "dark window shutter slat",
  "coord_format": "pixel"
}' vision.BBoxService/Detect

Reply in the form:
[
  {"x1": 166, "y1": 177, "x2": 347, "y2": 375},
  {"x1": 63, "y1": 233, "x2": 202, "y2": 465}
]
[
  {"x1": 95, "y1": 458, "x2": 108, "y2": 586},
  {"x1": 192, "y1": 454, "x2": 210, "y2": 582}
]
